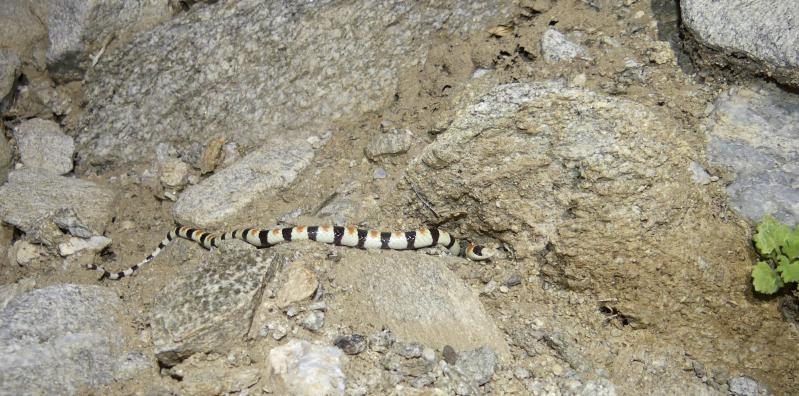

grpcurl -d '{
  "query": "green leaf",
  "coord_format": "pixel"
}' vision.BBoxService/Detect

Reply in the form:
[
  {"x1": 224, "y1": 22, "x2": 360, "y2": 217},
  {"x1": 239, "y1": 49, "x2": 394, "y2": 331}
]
[
  {"x1": 781, "y1": 227, "x2": 799, "y2": 260},
  {"x1": 752, "y1": 261, "x2": 782, "y2": 294},
  {"x1": 753, "y1": 216, "x2": 790, "y2": 257},
  {"x1": 778, "y1": 261, "x2": 799, "y2": 284}
]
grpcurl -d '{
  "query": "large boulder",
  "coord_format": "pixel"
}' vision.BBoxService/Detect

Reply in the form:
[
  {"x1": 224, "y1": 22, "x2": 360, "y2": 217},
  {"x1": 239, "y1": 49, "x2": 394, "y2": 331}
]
[
  {"x1": 77, "y1": 0, "x2": 513, "y2": 166},
  {"x1": 681, "y1": 0, "x2": 799, "y2": 88}
]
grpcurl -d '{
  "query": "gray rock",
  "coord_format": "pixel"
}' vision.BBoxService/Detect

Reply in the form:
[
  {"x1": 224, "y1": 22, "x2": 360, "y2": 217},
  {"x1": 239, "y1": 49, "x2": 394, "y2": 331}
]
[
  {"x1": 681, "y1": 0, "x2": 799, "y2": 88},
  {"x1": 540, "y1": 29, "x2": 589, "y2": 63},
  {"x1": 0, "y1": 1, "x2": 48, "y2": 61},
  {"x1": 0, "y1": 278, "x2": 35, "y2": 311},
  {"x1": 299, "y1": 310, "x2": 325, "y2": 332},
  {"x1": 77, "y1": 0, "x2": 512, "y2": 165},
  {"x1": 728, "y1": 376, "x2": 769, "y2": 396},
  {"x1": 705, "y1": 83, "x2": 799, "y2": 226},
  {"x1": 151, "y1": 240, "x2": 278, "y2": 366},
  {"x1": 14, "y1": 118, "x2": 75, "y2": 174},
  {"x1": 268, "y1": 339, "x2": 346, "y2": 396},
  {"x1": 173, "y1": 136, "x2": 314, "y2": 228},
  {"x1": 334, "y1": 334, "x2": 367, "y2": 355},
  {"x1": 47, "y1": 0, "x2": 172, "y2": 82},
  {"x1": 329, "y1": 250, "x2": 511, "y2": 361},
  {"x1": 365, "y1": 129, "x2": 412, "y2": 159},
  {"x1": 0, "y1": 168, "x2": 116, "y2": 238},
  {"x1": 368, "y1": 328, "x2": 396, "y2": 353},
  {"x1": 0, "y1": 51, "x2": 20, "y2": 107},
  {"x1": 453, "y1": 346, "x2": 497, "y2": 386},
  {"x1": 52, "y1": 207, "x2": 95, "y2": 238},
  {"x1": 393, "y1": 342, "x2": 424, "y2": 359},
  {"x1": 0, "y1": 284, "x2": 148, "y2": 395}
]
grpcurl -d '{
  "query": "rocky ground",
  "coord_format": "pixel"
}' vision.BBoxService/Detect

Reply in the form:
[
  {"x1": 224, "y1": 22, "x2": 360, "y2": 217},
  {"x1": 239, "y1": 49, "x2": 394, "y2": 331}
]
[{"x1": 0, "y1": 0, "x2": 797, "y2": 395}]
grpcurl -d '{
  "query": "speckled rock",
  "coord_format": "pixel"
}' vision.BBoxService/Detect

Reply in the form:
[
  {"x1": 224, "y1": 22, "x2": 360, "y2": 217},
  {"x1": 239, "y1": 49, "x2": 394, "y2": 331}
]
[
  {"x1": 0, "y1": 168, "x2": 115, "y2": 238},
  {"x1": 47, "y1": 0, "x2": 172, "y2": 82},
  {"x1": 173, "y1": 136, "x2": 314, "y2": 228},
  {"x1": 77, "y1": 0, "x2": 513, "y2": 165},
  {"x1": 0, "y1": 284, "x2": 150, "y2": 395},
  {"x1": 728, "y1": 375, "x2": 769, "y2": 396},
  {"x1": 268, "y1": 339, "x2": 346, "y2": 396},
  {"x1": 151, "y1": 240, "x2": 278, "y2": 366},
  {"x1": 705, "y1": 83, "x2": 799, "y2": 226},
  {"x1": 681, "y1": 0, "x2": 799, "y2": 87},
  {"x1": 540, "y1": 29, "x2": 589, "y2": 63},
  {"x1": 14, "y1": 118, "x2": 75, "y2": 174},
  {"x1": 403, "y1": 82, "x2": 795, "y2": 390},
  {"x1": 447, "y1": 346, "x2": 497, "y2": 395},
  {"x1": 329, "y1": 250, "x2": 511, "y2": 361}
]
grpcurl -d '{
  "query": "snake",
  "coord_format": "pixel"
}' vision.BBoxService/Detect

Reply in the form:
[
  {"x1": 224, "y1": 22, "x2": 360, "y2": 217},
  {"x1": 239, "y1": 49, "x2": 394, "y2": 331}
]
[{"x1": 87, "y1": 224, "x2": 493, "y2": 280}]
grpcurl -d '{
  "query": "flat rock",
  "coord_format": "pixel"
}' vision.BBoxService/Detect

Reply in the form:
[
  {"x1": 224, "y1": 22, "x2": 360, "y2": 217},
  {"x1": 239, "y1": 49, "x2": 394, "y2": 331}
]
[
  {"x1": 329, "y1": 250, "x2": 511, "y2": 361},
  {"x1": 681, "y1": 0, "x2": 799, "y2": 87},
  {"x1": 47, "y1": 0, "x2": 171, "y2": 82},
  {"x1": 268, "y1": 339, "x2": 346, "y2": 396},
  {"x1": 705, "y1": 83, "x2": 799, "y2": 226},
  {"x1": 78, "y1": 0, "x2": 511, "y2": 165},
  {"x1": 14, "y1": 118, "x2": 75, "y2": 174},
  {"x1": 365, "y1": 129, "x2": 412, "y2": 159},
  {"x1": 151, "y1": 240, "x2": 278, "y2": 366},
  {"x1": 173, "y1": 136, "x2": 314, "y2": 228},
  {"x1": 0, "y1": 284, "x2": 149, "y2": 395},
  {"x1": 0, "y1": 168, "x2": 115, "y2": 237}
]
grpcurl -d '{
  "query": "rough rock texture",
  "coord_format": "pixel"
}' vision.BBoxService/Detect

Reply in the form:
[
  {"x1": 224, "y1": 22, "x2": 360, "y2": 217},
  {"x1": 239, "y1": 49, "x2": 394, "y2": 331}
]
[
  {"x1": 0, "y1": 278, "x2": 35, "y2": 312},
  {"x1": 268, "y1": 339, "x2": 346, "y2": 396},
  {"x1": 404, "y1": 82, "x2": 795, "y2": 388},
  {"x1": 705, "y1": 83, "x2": 799, "y2": 226},
  {"x1": 365, "y1": 129, "x2": 413, "y2": 159},
  {"x1": 173, "y1": 136, "x2": 314, "y2": 228},
  {"x1": 151, "y1": 240, "x2": 278, "y2": 366},
  {"x1": 681, "y1": 0, "x2": 799, "y2": 87},
  {"x1": 0, "y1": 0, "x2": 48, "y2": 62},
  {"x1": 0, "y1": 131, "x2": 12, "y2": 183},
  {"x1": 329, "y1": 250, "x2": 511, "y2": 361},
  {"x1": 14, "y1": 118, "x2": 75, "y2": 174},
  {"x1": 0, "y1": 51, "x2": 20, "y2": 107},
  {"x1": 0, "y1": 168, "x2": 116, "y2": 237},
  {"x1": 77, "y1": 0, "x2": 512, "y2": 165},
  {"x1": 540, "y1": 29, "x2": 589, "y2": 63},
  {"x1": 0, "y1": 284, "x2": 150, "y2": 395},
  {"x1": 47, "y1": 0, "x2": 172, "y2": 82}
]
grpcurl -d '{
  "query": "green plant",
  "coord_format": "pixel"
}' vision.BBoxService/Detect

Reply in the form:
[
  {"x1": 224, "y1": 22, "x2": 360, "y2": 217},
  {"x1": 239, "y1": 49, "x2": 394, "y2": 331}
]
[{"x1": 751, "y1": 216, "x2": 799, "y2": 294}]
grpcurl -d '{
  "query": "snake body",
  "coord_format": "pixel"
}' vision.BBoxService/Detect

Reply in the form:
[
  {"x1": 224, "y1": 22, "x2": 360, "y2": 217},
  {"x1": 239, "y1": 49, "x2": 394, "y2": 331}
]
[{"x1": 88, "y1": 225, "x2": 493, "y2": 280}]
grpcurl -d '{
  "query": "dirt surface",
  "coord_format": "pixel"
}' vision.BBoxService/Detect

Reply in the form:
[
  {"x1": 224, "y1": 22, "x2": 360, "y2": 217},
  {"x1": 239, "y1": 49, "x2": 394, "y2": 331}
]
[{"x1": 2, "y1": 0, "x2": 797, "y2": 394}]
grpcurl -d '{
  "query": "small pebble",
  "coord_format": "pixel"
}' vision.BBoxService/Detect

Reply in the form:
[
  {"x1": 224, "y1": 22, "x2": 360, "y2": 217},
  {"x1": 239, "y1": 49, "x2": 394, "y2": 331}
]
[
  {"x1": 421, "y1": 347, "x2": 436, "y2": 362},
  {"x1": 505, "y1": 275, "x2": 522, "y2": 287},
  {"x1": 481, "y1": 280, "x2": 498, "y2": 295},
  {"x1": 369, "y1": 329, "x2": 395, "y2": 353},
  {"x1": 300, "y1": 311, "x2": 325, "y2": 332},
  {"x1": 393, "y1": 342, "x2": 423, "y2": 359},
  {"x1": 334, "y1": 334, "x2": 367, "y2": 355},
  {"x1": 499, "y1": 285, "x2": 509, "y2": 293},
  {"x1": 442, "y1": 345, "x2": 458, "y2": 365},
  {"x1": 373, "y1": 167, "x2": 387, "y2": 179},
  {"x1": 267, "y1": 321, "x2": 288, "y2": 340}
]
